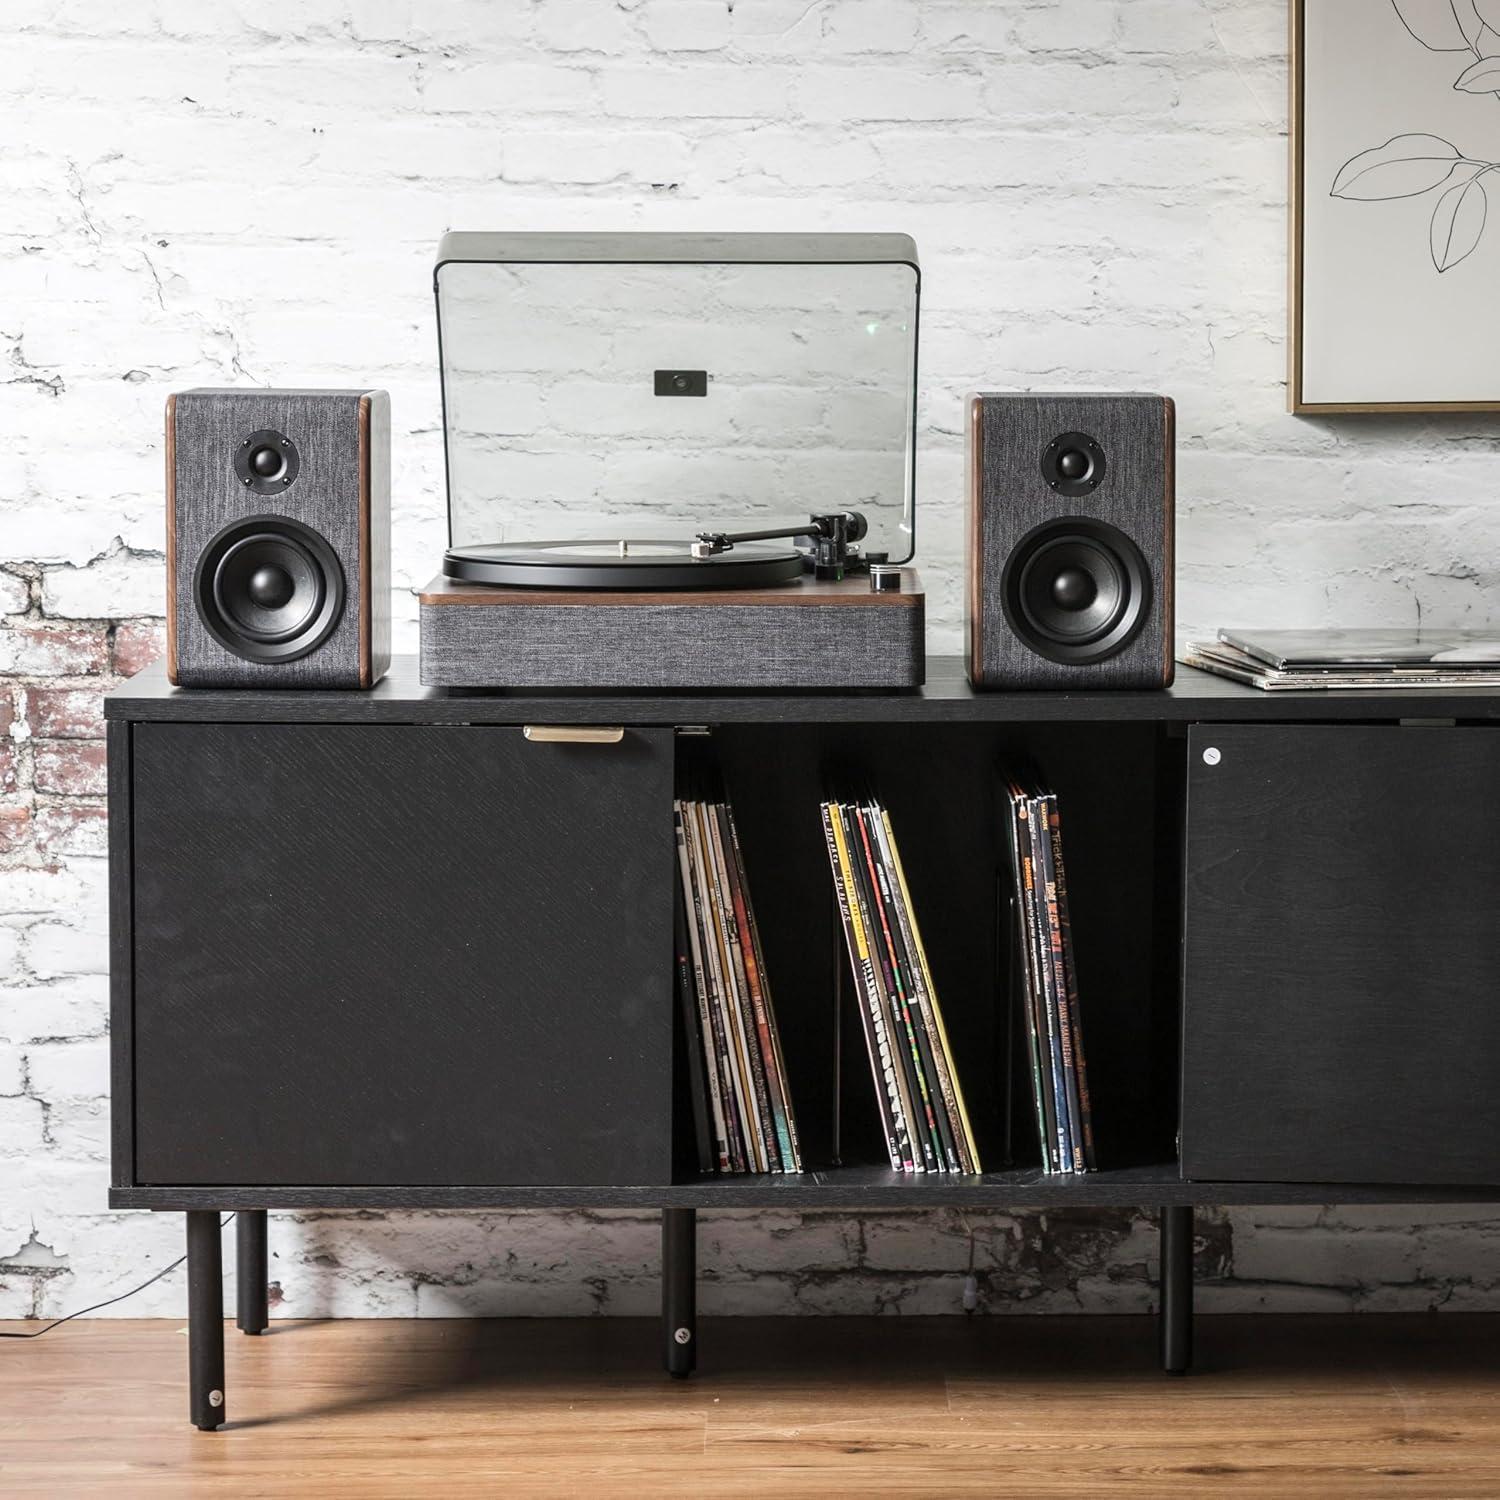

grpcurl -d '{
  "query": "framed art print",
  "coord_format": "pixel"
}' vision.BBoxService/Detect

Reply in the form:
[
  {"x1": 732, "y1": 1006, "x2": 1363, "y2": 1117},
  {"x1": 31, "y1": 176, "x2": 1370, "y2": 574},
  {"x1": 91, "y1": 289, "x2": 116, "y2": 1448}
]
[{"x1": 1291, "y1": 0, "x2": 1500, "y2": 412}]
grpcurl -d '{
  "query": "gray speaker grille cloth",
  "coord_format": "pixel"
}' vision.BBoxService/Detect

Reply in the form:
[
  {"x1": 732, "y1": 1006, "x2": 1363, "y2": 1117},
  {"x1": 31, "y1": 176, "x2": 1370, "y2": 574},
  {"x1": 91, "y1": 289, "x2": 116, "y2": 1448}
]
[
  {"x1": 975, "y1": 393, "x2": 1171, "y2": 689},
  {"x1": 420, "y1": 601, "x2": 925, "y2": 688},
  {"x1": 174, "y1": 390, "x2": 365, "y2": 687}
]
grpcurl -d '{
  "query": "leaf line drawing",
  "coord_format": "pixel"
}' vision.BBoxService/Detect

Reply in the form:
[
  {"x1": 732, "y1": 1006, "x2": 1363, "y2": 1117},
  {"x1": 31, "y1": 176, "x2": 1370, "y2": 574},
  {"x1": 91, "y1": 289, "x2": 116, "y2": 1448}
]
[{"x1": 1331, "y1": 0, "x2": 1500, "y2": 271}]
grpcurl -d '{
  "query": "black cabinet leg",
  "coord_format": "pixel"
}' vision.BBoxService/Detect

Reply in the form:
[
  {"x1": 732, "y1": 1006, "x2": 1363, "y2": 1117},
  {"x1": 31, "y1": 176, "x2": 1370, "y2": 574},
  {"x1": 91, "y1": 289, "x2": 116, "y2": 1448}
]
[
  {"x1": 236, "y1": 1210, "x2": 268, "y2": 1335},
  {"x1": 662, "y1": 1206, "x2": 696, "y2": 1379},
  {"x1": 1159, "y1": 1204, "x2": 1194, "y2": 1376},
  {"x1": 186, "y1": 1212, "x2": 226, "y2": 1429}
]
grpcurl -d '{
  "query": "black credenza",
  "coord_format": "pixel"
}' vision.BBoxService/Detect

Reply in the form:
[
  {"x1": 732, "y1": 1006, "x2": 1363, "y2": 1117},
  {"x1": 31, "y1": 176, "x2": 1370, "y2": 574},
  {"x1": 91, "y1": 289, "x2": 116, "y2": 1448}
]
[{"x1": 106, "y1": 656, "x2": 1500, "y2": 1428}]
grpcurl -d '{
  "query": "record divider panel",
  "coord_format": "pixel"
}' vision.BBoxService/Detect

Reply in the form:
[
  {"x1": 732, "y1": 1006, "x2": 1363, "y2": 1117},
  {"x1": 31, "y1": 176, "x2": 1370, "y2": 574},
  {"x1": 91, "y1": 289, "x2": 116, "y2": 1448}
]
[{"x1": 102, "y1": 658, "x2": 1500, "y2": 1428}]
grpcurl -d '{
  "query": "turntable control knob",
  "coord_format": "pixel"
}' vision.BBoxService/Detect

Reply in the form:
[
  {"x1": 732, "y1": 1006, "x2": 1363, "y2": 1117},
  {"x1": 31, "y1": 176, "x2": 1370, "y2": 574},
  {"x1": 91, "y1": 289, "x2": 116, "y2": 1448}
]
[{"x1": 869, "y1": 565, "x2": 902, "y2": 594}]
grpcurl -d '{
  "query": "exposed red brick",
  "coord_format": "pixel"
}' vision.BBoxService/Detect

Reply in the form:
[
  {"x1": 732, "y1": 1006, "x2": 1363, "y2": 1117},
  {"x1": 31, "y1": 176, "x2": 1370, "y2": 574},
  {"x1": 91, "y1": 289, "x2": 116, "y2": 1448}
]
[
  {"x1": 0, "y1": 623, "x2": 109, "y2": 677},
  {"x1": 112, "y1": 621, "x2": 166, "y2": 679},
  {"x1": 33, "y1": 803, "x2": 108, "y2": 857},
  {"x1": 0, "y1": 806, "x2": 30, "y2": 856},
  {"x1": 0, "y1": 685, "x2": 14, "y2": 738},
  {"x1": 0, "y1": 740, "x2": 16, "y2": 796},
  {"x1": 32, "y1": 740, "x2": 107, "y2": 797},
  {"x1": 20, "y1": 685, "x2": 105, "y2": 740}
]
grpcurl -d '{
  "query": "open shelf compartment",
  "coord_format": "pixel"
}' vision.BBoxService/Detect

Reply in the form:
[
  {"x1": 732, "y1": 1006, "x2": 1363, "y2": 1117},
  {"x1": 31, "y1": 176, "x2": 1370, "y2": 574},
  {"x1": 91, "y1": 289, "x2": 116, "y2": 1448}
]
[{"x1": 672, "y1": 720, "x2": 1185, "y2": 1186}]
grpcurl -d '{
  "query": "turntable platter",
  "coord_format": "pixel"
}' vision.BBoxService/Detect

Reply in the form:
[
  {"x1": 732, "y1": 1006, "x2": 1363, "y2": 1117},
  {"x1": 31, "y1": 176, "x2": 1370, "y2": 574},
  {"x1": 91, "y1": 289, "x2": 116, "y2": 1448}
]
[{"x1": 443, "y1": 538, "x2": 806, "y2": 590}]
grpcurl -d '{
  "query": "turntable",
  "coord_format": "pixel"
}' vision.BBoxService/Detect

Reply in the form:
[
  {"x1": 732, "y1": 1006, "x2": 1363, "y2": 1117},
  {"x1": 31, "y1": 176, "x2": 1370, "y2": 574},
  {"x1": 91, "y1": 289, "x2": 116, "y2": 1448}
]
[
  {"x1": 421, "y1": 509, "x2": 925, "y2": 690},
  {"x1": 418, "y1": 232, "x2": 926, "y2": 690}
]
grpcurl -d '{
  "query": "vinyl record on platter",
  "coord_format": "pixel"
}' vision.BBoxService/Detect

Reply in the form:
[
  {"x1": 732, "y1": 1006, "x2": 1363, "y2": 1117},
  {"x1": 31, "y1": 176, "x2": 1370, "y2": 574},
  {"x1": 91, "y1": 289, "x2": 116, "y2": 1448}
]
[{"x1": 443, "y1": 538, "x2": 806, "y2": 590}]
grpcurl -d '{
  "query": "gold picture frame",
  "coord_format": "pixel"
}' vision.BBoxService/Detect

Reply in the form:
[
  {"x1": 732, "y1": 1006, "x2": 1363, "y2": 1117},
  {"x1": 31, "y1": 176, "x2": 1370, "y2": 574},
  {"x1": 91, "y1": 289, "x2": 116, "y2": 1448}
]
[{"x1": 1289, "y1": 0, "x2": 1500, "y2": 414}]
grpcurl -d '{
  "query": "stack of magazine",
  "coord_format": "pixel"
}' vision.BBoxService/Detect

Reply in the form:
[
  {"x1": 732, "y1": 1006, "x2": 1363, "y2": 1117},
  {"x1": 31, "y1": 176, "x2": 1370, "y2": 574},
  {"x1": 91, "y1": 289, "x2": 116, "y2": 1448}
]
[
  {"x1": 1003, "y1": 772, "x2": 1096, "y2": 1176},
  {"x1": 821, "y1": 796, "x2": 982, "y2": 1175},
  {"x1": 1183, "y1": 629, "x2": 1500, "y2": 691},
  {"x1": 674, "y1": 792, "x2": 802, "y2": 1175}
]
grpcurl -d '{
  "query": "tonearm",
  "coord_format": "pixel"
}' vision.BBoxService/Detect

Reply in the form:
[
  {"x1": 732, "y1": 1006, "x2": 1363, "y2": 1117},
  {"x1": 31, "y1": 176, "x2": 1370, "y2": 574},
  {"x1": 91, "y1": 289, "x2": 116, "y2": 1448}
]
[{"x1": 691, "y1": 511, "x2": 870, "y2": 580}]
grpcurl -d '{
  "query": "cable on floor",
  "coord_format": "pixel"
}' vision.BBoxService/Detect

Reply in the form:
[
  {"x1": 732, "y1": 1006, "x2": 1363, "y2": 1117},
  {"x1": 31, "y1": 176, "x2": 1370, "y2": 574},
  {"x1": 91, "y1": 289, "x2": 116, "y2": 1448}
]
[{"x1": 0, "y1": 1214, "x2": 235, "y2": 1339}]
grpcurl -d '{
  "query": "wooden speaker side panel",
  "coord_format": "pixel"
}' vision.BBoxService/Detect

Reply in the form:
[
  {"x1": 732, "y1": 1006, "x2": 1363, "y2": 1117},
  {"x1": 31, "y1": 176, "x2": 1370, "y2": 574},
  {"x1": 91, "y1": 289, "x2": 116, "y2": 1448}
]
[
  {"x1": 965, "y1": 392, "x2": 987, "y2": 686},
  {"x1": 1159, "y1": 396, "x2": 1176, "y2": 688},
  {"x1": 164, "y1": 394, "x2": 179, "y2": 685},
  {"x1": 358, "y1": 390, "x2": 392, "y2": 687}
]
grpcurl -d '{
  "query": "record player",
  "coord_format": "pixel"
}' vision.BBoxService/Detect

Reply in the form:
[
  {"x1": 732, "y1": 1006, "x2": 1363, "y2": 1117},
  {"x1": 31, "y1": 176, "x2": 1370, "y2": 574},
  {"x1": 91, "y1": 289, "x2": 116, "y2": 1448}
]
[{"x1": 419, "y1": 232, "x2": 925, "y2": 690}]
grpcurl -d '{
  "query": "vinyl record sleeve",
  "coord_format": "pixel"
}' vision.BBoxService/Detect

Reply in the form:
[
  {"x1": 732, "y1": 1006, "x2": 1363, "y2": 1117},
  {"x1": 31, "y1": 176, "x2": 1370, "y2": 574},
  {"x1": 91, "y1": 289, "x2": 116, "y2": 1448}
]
[
  {"x1": 1023, "y1": 789, "x2": 1073, "y2": 1174},
  {"x1": 726, "y1": 811, "x2": 803, "y2": 1173},
  {"x1": 823, "y1": 801, "x2": 910, "y2": 1172},
  {"x1": 839, "y1": 800, "x2": 932, "y2": 1172},
  {"x1": 1218, "y1": 627, "x2": 1500, "y2": 670},
  {"x1": 857, "y1": 803, "x2": 956, "y2": 1173},
  {"x1": 875, "y1": 806, "x2": 982, "y2": 1174},
  {"x1": 674, "y1": 803, "x2": 730, "y2": 1173},
  {"x1": 1032, "y1": 793, "x2": 1086, "y2": 1175},
  {"x1": 672, "y1": 856, "x2": 716, "y2": 1174},
  {"x1": 1044, "y1": 795, "x2": 1096, "y2": 1172},
  {"x1": 698, "y1": 801, "x2": 774, "y2": 1173},
  {"x1": 717, "y1": 802, "x2": 794, "y2": 1173},
  {"x1": 1183, "y1": 642, "x2": 1500, "y2": 691},
  {"x1": 1004, "y1": 776, "x2": 1059, "y2": 1173},
  {"x1": 681, "y1": 799, "x2": 749, "y2": 1174}
]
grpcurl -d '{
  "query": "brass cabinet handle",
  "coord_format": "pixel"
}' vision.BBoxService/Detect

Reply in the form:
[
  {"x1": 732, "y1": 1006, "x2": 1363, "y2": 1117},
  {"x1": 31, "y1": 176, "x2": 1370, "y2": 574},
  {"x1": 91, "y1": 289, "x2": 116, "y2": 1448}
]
[{"x1": 522, "y1": 725, "x2": 625, "y2": 744}]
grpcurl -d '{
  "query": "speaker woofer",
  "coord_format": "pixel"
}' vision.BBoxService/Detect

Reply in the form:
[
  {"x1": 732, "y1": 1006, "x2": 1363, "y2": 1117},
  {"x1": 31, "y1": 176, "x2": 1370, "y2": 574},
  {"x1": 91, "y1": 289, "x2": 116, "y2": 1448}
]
[
  {"x1": 1001, "y1": 518, "x2": 1151, "y2": 665},
  {"x1": 194, "y1": 516, "x2": 344, "y2": 664}
]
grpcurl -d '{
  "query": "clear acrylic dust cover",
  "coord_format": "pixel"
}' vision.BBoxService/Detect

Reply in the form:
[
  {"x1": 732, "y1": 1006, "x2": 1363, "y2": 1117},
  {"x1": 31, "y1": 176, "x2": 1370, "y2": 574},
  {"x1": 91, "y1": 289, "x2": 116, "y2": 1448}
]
[{"x1": 434, "y1": 232, "x2": 921, "y2": 567}]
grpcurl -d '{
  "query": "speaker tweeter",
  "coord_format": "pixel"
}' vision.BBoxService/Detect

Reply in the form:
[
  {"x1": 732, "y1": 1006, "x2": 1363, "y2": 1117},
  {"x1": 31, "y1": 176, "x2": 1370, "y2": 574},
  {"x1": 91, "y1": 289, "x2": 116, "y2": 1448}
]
[
  {"x1": 233, "y1": 429, "x2": 300, "y2": 494},
  {"x1": 1040, "y1": 431, "x2": 1106, "y2": 497}
]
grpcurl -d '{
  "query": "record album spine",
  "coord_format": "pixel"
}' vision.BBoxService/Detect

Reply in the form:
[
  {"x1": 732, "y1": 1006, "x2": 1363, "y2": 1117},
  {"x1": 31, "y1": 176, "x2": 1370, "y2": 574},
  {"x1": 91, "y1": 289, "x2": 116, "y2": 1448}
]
[
  {"x1": 870, "y1": 805, "x2": 970, "y2": 1174},
  {"x1": 1046, "y1": 794, "x2": 1096, "y2": 1172},
  {"x1": 822, "y1": 802, "x2": 907, "y2": 1172},
  {"x1": 726, "y1": 810, "x2": 802, "y2": 1173},
  {"x1": 1005, "y1": 778, "x2": 1056, "y2": 1173},
  {"x1": 718, "y1": 803, "x2": 794, "y2": 1174},
  {"x1": 674, "y1": 803, "x2": 730, "y2": 1174},
  {"x1": 1024, "y1": 791, "x2": 1073, "y2": 1173},
  {"x1": 878, "y1": 806, "x2": 981, "y2": 1174},
  {"x1": 837, "y1": 799, "x2": 925, "y2": 1172},
  {"x1": 699, "y1": 798, "x2": 764, "y2": 1172},
  {"x1": 683, "y1": 799, "x2": 748, "y2": 1174},
  {"x1": 673, "y1": 863, "x2": 715, "y2": 1174},
  {"x1": 702, "y1": 800, "x2": 778, "y2": 1172},
  {"x1": 1033, "y1": 792, "x2": 1084, "y2": 1174},
  {"x1": 855, "y1": 803, "x2": 949, "y2": 1173}
]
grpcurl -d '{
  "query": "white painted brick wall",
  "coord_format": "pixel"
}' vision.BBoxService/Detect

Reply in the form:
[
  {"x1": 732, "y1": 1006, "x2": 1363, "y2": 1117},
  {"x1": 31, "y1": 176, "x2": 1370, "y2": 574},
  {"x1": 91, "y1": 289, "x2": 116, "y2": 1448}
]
[{"x1": 3, "y1": 0, "x2": 1499, "y2": 1322}]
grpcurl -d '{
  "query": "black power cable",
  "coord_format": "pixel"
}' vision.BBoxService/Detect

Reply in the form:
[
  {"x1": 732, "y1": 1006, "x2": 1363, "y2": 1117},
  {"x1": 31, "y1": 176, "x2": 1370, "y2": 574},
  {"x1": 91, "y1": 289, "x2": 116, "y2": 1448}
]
[{"x1": 0, "y1": 1214, "x2": 235, "y2": 1339}]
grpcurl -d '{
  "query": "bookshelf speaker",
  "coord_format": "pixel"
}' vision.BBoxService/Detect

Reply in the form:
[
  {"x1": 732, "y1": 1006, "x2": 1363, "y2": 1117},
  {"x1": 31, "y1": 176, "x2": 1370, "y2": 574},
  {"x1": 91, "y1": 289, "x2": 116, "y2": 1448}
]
[
  {"x1": 166, "y1": 389, "x2": 391, "y2": 688},
  {"x1": 966, "y1": 392, "x2": 1174, "y2": 690}
]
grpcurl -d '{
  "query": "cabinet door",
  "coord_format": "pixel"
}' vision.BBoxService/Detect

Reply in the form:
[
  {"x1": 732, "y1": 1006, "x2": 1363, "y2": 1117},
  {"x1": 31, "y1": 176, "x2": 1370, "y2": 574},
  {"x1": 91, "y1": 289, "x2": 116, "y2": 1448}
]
[
  {"x1": 129, "y1": 723, "x2": 673, "y2": 1187},
  {"x1": 1181, "y1": 724, "x2": 1500, "y2": 1185}
]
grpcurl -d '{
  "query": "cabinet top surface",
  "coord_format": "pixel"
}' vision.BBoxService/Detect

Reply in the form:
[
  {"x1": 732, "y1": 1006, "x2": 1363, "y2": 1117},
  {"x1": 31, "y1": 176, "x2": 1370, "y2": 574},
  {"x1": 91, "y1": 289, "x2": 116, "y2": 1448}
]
[{"x1": 104, "y1": 656, "x2": 1500, "y2": 725}]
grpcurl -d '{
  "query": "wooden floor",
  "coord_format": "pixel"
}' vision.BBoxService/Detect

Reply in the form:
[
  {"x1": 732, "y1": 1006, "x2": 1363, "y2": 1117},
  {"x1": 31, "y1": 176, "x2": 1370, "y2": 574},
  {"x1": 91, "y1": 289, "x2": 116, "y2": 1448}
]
[{"x1": 2, "y1": 1314, "x2": 1497, "y2": 1497}]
